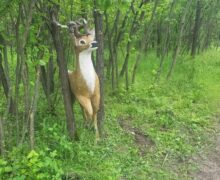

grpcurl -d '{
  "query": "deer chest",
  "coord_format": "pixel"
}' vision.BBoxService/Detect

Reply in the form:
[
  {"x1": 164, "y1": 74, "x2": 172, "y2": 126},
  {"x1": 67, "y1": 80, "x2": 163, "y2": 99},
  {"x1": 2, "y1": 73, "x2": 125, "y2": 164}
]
[{"x1": 79, "y1": 56, "x2": 96, "y2": 94}]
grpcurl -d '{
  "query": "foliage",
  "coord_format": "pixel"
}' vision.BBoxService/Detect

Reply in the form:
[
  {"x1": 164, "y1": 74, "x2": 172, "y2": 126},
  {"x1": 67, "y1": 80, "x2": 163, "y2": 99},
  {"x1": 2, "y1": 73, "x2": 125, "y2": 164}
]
[
  {"x1": 0, "y1": 0, "x2": 220, "y2": 179},
  {"x1": 0, "y1": 148, "x2": 63, "y2": 179},
  {"x1": 1, "y1": 49, "x2": 220, "y2": 179}
]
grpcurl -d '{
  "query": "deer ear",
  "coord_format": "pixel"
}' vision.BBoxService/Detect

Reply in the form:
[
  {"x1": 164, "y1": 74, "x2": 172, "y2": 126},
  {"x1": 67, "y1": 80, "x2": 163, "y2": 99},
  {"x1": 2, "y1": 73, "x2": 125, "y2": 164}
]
[{"x1": 89, "y1": 29, "x2": 96, "y2": 40}]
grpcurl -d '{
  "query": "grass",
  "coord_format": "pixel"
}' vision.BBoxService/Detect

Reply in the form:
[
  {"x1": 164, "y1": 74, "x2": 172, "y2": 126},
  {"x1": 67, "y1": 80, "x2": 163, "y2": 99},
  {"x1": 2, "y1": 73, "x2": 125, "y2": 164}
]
[{"x1": 1, "y1": 49, "x2": 220, "y2": 179}]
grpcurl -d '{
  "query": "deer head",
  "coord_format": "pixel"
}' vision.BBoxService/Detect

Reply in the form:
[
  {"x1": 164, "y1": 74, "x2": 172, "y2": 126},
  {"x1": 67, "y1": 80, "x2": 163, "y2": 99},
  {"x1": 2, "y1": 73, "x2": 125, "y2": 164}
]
[
  {"x1": 67, "y1": 19, "x2": 98, "y2": 54},
  {"x1": 52, "y1": 17, "x2": 98, "y2": 53}
]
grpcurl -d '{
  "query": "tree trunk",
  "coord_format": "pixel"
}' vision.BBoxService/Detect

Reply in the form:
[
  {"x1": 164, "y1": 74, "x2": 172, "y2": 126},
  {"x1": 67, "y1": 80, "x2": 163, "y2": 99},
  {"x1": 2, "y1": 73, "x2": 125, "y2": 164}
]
[
  {"x1": 29, "y1": 66, "x2": 41, "y2": 150},
  {"x1": 0, "y1": 34, "x2": 15, "y2": 114},
  {"x1": 0, "y1": 52, "x2": 9, "y2": 98},
  {"x1": 132, "y1": 0, "x2": 159, "y2": 83},
  {"x1": 14, "y1": 0, "x2": 36, "y2": 144},
  {"x1": 156, "y1": 21, "x2": 162, "y2": 57},
  {"x1": 0, "y1": 118, "x2": 5, "y2": 156},
  {"x1": 155, "y1": 0, "x2": 175, "y2": 81},
  {"x1": 49, "y1": 8, "x2": 77, "y2": 140},
  {"x1": 167, "y1": 0, "x2": 192, "y2": 79},
  {"x1": 120, "y1": 0, "x2": 147, "y2": 78},
  {"x1": 191, "y1": 0, "x2": 202, "y2": 57},
  {"x1": 94, "y1": 1, "x2": 105, "y2": 134},
  {"x1": 104, "y1": 11, "x2": 112, "y2": 80}
]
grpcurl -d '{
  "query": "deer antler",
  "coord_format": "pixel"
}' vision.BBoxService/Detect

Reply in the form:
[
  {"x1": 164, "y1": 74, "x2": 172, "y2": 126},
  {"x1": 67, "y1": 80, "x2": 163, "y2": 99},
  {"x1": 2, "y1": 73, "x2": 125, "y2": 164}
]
[
  {"x1": 68, "y1": 18, "x2": 89, "y2": 37},
  {"x1": 76, "y1": 18, "x2": 89, "y2": 34},
  {"x1": 51, "y1": 14, "x2": 89, "y2": 38}
]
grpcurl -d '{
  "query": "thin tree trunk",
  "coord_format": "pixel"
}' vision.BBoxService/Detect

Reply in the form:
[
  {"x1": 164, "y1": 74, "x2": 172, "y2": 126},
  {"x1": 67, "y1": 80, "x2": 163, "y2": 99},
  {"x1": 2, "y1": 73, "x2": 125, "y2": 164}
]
[
  {"x1": 155, "y1": 0, "x2": 175, "y2": 81},
  {"x1": 104, "y1": 11, "x2": 112, "y2": 80},
  {"x1": 0, "y1": 52, "x2": 9, "y2": 98},
  {"x1": 191, "y1": 0, "x2": 202, "y2": 57},
  {"x1": 50, "y1": 8, "x2": 77, "y2": 140},
  {"x1": 0, "y1": 34, "x2": 15, "y2": 114},
  {"x1": 14, "y1": 0, "x2": 36, "y2": 144},
  {"x1": 0, "y1": 68, "x2": 13, "y2": 156},
  {"x1": 112, "y1": 10, "x2": 120, "y2": 88},
  {"x1": 40, "y1": 65, "x2": 48, "y2": 95},
  {"x1": 167, "y1": 0, "x2": 192, "y2": 79},
  {"x1": 94, "y1": 1, "x2": 105, "y2": 133},
  {"x1": 132, "y1": 0, "x2": 160, "y2": 83},
  {"x1": 0, "y1": 117, "x2": 5, "y2": 156},
  {"x1": 29, "y1": 66, "x2": 41, "y2": 150},
  {"x1": 105, "y1": 10, "x2": 120, "y2": 90},
  {"x1": 46, "y1": 49, "x2": 55, "y2": 112},
  {"x1": 120, "y1": 0, "x2": 147, "y2": 78},
  {"x1": 120, "y1": 38, "x2": 132, "y2": 77},
  {"x1": 156, "y1": 21, "x2": 162, "y2": 57}
]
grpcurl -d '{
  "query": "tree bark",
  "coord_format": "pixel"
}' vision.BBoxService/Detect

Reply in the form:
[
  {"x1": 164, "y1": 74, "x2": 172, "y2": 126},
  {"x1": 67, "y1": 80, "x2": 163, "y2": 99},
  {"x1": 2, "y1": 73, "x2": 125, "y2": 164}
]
[
  {"x1": 94, "y1": 1, "x2": 105, "y2": 134},
  {"x1": 155, "y1": 0, "x2": 175, "y2": 81},
  {"x1": 132, "y1": 0, "x2": 159, "y2": 83},
  {"x1": 120, "y1": 0, "x2": 147, "y2": 78},
  {"x1": 0, "y1": 117, "x2": 5, "y2": 156},
  {"x1": 29, "y1": 66, "x2": 41, "y2": 150},
  {"x1": 191, "y1": 0, "x2": 202, "y2": 57},
  {"x1": 0, "y1": 51, "x2": 9, "y2": 98},
  {"x1": 0, "y1": 34, "x2": 15, "y2": 114},
  {"x1": 49, "y1": 8, "x2": 77, "y2": 140},
  {"x1": 167, "y1": 0, "x2": 192, "y2": 79},
  {"x1": 14, "y1": 0, "x2": 36, "y2": 144}
]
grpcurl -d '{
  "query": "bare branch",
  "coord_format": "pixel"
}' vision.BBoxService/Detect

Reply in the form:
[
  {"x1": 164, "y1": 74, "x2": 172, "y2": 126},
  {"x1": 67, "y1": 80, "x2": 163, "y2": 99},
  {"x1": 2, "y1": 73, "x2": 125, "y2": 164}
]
[{"x1": 51, "y1": 14, "x2": 68, "y2": 29}]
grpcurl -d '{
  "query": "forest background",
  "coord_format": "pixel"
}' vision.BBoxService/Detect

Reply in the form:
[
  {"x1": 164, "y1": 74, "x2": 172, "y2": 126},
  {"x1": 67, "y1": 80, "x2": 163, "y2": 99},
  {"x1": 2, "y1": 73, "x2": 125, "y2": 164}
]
[{"x1": 0, "y1": 0, "x2": 220, "y2": 179}]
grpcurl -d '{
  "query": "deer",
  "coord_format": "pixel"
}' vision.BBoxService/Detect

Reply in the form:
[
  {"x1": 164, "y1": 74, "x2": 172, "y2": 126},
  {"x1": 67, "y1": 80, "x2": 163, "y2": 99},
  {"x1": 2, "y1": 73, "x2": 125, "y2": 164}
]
[{"x1": 52, "y1": 18, "x2": 100, "y2": 143}]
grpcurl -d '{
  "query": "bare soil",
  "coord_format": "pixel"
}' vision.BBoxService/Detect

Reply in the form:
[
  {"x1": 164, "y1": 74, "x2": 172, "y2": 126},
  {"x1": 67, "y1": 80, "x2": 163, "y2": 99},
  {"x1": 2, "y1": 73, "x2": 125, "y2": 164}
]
[
  {"x1": 192, "y1": 115, "x2": 220, "y2": 180},
  {"x1": 119, "y1": 117, "x2": 154, "y2": 155},
  {"x1": 119, "y1": 115, "x2": 220, "y2": 179}
]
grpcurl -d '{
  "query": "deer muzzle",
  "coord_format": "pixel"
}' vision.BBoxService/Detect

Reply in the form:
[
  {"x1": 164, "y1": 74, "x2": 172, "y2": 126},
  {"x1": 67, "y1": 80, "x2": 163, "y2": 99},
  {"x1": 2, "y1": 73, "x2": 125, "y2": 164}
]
[{"x1": 91, "y1": 41, "x2": 98, "y2": 49}]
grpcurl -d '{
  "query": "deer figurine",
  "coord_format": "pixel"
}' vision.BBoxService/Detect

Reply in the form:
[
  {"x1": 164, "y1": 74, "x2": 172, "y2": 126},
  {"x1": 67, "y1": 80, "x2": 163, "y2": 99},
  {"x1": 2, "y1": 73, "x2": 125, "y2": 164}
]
[
  {"x1": 64, "y1": 19, "x2": 100, "y2": 142},
  {"x1": 52, "y1": 17, "x2": 101, "y2": 142}
]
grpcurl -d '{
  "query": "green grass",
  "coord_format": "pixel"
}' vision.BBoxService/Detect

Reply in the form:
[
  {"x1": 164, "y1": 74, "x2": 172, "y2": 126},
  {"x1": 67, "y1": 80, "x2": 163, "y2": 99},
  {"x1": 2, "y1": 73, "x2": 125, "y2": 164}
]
[{"x1": 1, "y1": 49, "x2": 220, "y2": 179}]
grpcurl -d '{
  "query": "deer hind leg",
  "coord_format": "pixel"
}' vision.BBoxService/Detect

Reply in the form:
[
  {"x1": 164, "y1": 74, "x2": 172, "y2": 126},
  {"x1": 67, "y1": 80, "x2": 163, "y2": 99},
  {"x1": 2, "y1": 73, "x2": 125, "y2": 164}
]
[{"x1": 76, "y1": 95, "x2": 93, "y2": 121}]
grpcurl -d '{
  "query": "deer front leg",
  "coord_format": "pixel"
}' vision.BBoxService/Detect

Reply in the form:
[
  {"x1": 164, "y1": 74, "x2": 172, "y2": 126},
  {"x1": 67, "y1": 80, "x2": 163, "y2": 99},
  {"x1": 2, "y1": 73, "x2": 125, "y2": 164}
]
[
  {"x1": 93, "y1": 113, "x2": 100, "y2": 143},
  {"x1": 91, "y1": 86, "x2": 100, "y2": 143},
  {"x1": 80, "y1": 104, "x2": 92, "y2": 128}
]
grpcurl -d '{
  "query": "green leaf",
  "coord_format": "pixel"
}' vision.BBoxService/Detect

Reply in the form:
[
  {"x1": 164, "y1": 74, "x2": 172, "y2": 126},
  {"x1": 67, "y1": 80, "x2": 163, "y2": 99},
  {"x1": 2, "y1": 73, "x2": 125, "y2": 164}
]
[
  {"x1": 39, "y1": 60, "x2": 46, "y2": 66},
  {"x1": 0, "y1": 159, "x2": 7, "y2": 166},
  {"x1": 4, "y1": 166, "x2": 12, "y2": 172},
  {"x1": 27, "y1": 150, "x2": 39, "y2": 159},
  {"x1": 50, "y1": 150, "x2": 57, "y2": 158}
]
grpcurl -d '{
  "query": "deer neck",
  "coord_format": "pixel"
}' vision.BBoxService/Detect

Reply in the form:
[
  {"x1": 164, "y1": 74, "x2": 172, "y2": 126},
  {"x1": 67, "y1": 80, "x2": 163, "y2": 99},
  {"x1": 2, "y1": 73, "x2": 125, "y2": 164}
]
[{"x1": 76, "y1": 50, "x2": 96, "y2": 93}]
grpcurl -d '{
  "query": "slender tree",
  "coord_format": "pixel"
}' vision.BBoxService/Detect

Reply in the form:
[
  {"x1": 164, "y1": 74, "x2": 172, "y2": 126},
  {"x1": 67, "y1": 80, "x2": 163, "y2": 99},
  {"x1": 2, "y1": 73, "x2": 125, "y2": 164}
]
[
  {"x1": 167, "y1": 0, "x2": 193, "y2": 79},
  {"x1": 94, "y1": 0, "x2": 105, "y2": 134},
  {"x1": 191, "y1": 0, "x2": 202, "y2": 57},
  {"x1": 49, "y1": 7, "x2": 77, "y2": 140}
]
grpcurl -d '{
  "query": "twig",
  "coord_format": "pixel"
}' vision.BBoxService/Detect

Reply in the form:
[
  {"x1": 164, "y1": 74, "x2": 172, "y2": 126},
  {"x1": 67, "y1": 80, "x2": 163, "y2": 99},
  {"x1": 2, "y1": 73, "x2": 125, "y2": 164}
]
[{"x1": 162, "y1": 152, "x2": 169, "y2": 167}]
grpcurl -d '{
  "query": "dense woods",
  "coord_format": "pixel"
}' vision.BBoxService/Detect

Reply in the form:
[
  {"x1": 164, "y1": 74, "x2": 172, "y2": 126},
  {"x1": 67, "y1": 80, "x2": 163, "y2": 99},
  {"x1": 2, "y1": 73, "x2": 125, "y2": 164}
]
[{"x1": 0, "y1": 0, "x2": 220, "y2": 179}]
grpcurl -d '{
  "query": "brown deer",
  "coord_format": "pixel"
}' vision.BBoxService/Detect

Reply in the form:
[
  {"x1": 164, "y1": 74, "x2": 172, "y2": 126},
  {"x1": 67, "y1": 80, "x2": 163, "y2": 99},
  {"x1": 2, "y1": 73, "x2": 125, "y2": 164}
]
[
  {"x1": 53, "y1": 19, "x2": 100, "y2": 142},
  {"x1": 68, "y1": 20, "x2": 100, "y2": 142}
]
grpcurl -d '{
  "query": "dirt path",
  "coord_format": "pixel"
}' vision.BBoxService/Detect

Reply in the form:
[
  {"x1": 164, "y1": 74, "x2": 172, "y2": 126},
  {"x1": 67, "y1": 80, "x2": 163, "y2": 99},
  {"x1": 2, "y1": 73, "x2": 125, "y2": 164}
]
[
  {"x1": 192, "y1": 116, "x2": 220, "y2": 180},
  {"x1": 119, "y1": 115, "x2": 220, "y2": 179}
]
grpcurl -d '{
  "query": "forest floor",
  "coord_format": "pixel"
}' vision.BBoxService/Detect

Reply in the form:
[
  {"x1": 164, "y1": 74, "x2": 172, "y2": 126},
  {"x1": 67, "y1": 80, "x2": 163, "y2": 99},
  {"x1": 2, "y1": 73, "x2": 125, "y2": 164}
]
[
  {"x1": 192, "y1": 110, "x2": 220, "y2": 180},
  {"x1": 1, "y1": 50, "x2": 220, "y2": 179}
]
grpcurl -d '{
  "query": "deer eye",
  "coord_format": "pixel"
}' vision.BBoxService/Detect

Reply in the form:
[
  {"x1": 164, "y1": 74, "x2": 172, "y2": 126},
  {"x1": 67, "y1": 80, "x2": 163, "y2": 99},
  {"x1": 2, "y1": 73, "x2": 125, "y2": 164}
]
[{"x1": 79, "y1": 40, "x2": 86, "y2": 45}]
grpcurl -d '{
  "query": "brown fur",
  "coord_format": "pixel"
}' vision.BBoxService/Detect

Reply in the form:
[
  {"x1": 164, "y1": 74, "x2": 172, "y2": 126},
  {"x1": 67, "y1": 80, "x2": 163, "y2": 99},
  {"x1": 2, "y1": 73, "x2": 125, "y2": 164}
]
[{"x1": 68, "y1": 32, "x2": 100, "y2": 142}]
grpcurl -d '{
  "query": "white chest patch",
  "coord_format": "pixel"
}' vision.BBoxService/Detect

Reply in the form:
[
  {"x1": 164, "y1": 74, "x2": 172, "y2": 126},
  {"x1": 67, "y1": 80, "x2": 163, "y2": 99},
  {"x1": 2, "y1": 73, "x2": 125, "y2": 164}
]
[{"x1": 79, "y1": 51, "x2": 96, "y2": 93}]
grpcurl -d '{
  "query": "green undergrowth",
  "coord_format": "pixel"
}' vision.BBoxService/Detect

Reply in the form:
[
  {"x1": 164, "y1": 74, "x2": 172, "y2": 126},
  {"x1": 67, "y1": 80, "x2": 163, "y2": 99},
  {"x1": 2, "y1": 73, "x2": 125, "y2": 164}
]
[{"x1": 1, "y1": 49, "x2": 220, "y2": 179}]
